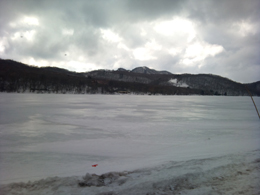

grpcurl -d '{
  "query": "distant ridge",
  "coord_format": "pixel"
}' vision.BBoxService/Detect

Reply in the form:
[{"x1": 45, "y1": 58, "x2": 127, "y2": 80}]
[
  {"x1": 116, "y1": 66, "x2": 172, "y2": 75},
  {"x1": 131, "y1": 66, "x2": 172, "y2": 75},
  {"x1": 0, "y1": 58, "x2": 259, "y2": 96},
  {"x1": 117, "y1": 68, "x2": 128, "y2": 72}
]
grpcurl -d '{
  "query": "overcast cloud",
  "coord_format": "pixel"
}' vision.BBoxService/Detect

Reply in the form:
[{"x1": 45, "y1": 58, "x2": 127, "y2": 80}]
[{"x1": 0, "y1": 0, "x2": 259, "y2": 83}]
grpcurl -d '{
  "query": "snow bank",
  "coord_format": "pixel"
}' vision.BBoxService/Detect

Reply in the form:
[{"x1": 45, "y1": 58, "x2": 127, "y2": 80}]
[{"x1": 1, "y1": 150, "x2": 260, "y2": 195}]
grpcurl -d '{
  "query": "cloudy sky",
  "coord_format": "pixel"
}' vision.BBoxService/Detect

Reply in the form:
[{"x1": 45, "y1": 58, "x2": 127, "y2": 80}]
[{"x1": 0, "y1": 0, "x2": 259, "y2": 83}]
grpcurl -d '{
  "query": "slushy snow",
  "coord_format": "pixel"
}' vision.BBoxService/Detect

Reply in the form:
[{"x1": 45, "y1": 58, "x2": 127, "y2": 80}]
[{"x1": 0, "y1": 94, "x2": 259, "y2": 194}]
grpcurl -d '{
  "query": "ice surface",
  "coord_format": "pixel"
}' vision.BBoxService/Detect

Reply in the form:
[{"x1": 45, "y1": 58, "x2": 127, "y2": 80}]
[{"x1": 0, "y1": 93, "x2": 259, "y2": 194}]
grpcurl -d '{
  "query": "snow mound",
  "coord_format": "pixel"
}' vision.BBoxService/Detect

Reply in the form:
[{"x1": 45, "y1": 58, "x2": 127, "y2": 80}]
[{"x1": 1, "y1": 150, "x2": 259, "y2": 195}]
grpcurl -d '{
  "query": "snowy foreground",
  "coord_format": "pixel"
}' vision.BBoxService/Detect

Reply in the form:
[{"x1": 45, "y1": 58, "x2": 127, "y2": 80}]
[{"x1": 0, "y1": 94, "x2": 259, "y2": 194}]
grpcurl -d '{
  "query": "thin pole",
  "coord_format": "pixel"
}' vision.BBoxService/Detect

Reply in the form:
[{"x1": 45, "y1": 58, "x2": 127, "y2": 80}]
[{"x1": 245, "y1": 85, "x2": 260, "y2": 119}]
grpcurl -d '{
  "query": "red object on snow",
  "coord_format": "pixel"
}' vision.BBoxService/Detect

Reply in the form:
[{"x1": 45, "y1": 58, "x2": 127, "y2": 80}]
[{"x1": 92, "y1": 164, "x2": 98, "y2": 167}]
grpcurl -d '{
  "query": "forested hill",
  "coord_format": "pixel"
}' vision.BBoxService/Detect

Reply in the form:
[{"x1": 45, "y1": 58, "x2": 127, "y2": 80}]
[{"x1": 0, "y1": 59, "x2": 259, "y2": 96}]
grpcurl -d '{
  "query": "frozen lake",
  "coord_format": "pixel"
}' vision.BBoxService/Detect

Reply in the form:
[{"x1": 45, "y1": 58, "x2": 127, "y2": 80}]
[{"x1": 0, "y1": 93, "x2": 259, "y2": 186}]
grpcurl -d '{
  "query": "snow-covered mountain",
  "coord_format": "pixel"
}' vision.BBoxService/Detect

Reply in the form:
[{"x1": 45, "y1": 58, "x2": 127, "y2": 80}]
[
  {"x1": 0, "y1": 59, "x2": 259, "y2": 96},
  {"x1": 86, "y1": 69, "x2": 259, "y2": 96},
  {"x1": 131, "y1": 66, "x2": 172, "y2": 75}
]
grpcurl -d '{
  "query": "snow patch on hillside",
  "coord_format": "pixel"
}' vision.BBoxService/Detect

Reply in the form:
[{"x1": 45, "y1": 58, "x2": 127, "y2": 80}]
[{"x1": 169, "y1": 78, "x2": 189, "y2": 88}]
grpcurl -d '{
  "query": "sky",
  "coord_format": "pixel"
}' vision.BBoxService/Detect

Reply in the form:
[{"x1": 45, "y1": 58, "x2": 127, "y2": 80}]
[{"x1": 0, "y1": 0, "x2": 259, "y2": 83}]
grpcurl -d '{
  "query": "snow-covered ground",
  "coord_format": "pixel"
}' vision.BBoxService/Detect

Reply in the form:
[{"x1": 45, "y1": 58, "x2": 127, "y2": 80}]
[{"x1": 0, "y1": 94, "x2": 259, "y2": 194}]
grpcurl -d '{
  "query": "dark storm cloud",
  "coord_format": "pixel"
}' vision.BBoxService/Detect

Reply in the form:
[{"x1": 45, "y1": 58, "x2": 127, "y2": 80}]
[
  {"x1": 176, "y1": 0, "x2": 260, "y2": 82},
  {"x1": 0, "y1": 0, "x2": 259, "y2": 82}
]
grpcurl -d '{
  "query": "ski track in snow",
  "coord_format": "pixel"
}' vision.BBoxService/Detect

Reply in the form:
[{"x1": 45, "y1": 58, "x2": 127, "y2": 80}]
[{"x1": 0, "y1": 94, "x2": 260, "y2": 194}]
